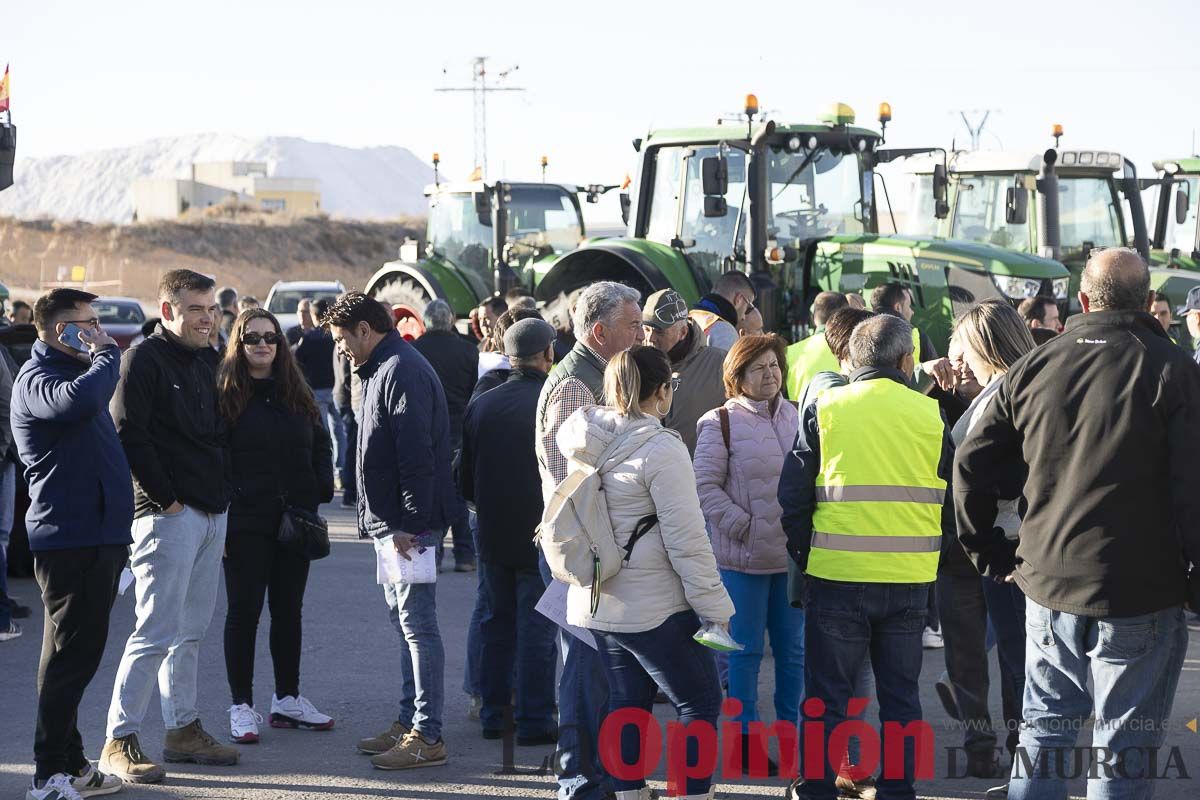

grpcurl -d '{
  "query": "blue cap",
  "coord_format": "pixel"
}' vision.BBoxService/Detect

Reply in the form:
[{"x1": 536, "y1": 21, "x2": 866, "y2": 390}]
[{"x1": 1176, "y1": 286, "x2": 1200, "y2": 316}]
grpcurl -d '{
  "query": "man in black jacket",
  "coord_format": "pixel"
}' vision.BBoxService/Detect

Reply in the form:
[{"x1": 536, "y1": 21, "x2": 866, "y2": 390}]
[
  {"x1": 413, "y1": 299, "x2": 478, "y2": 571},
  {"x1": 955, "y1": 248, "x2": 1200, "y2": 799},
  {"x1": 294, "y1": 298, "x2": 345, "y2": 477},
  {"x1": 459, "y1": 318, "x2": 558, "y2": 744},
  {"x1": 102, "y1": 270, "x2": 237, "y2": 783}
]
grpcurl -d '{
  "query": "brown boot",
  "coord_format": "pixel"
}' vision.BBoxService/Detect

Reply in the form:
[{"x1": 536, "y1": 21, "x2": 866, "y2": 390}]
[
  {"x1": 163, "y1": 719, "x2": 240, "y2": 765},
  {"x1": 370, "y1": 730, "x2": 448, "y2": 770},
  {"x1": 357, "y1": 720, "x2": 410, "y2": 755},
  {"x1": 100, "y1": 733, "x2": 167, "y2": 784}
]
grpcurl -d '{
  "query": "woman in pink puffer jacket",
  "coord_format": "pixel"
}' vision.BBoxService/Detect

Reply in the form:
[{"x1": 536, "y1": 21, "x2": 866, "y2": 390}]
[{"x1": 694, "y1": 334, "x2": 803, "y2": 766}]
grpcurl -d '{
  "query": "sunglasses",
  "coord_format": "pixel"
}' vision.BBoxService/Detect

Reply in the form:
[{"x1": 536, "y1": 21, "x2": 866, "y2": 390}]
[{"x1": 241, "y1": 332, "x2": 282, "y2": 346}]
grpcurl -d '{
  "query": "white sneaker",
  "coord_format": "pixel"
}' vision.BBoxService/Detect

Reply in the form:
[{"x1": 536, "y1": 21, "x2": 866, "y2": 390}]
[
  {"x1": 922, "y1": 626, "x2": 944, "y2": 649},
  {"x1": 229, "y1": 703, "x2": 263, "y2": 744},
  {"x1": 270, "y1": 694, "x2": 334, "y2": 730},
  {"x1": 69, "y1": 765, "x2": 122, "y2": 797},
  {"x1": 27, "y1": 773, "x2": 84, "y2": 800},
  {"x1": 0, "y1": 620, "x2": 22, "y2": 641}
]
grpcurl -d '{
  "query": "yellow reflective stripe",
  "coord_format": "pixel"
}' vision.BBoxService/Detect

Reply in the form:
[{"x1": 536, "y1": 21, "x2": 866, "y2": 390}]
[
  {"x1": 814, "y1": 485, "x2": 945, "y2": 504},
  {"x1": 812, "y1": 531, "x2": 941, "y2": 553}
]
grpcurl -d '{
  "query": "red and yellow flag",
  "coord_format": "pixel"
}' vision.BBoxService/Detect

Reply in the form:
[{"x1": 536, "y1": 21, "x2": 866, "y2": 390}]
[{"x1": 0, "y1": 65, "x2": 10, "y2": 113}]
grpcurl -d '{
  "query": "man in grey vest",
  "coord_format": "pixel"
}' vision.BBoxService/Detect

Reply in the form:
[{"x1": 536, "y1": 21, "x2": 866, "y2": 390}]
[{"x1": 535, "y1": 281, "x2": 642, "y2": 800}]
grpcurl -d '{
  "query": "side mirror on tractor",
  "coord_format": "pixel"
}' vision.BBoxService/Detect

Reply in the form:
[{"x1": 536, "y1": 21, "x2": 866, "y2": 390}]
[
  {"x1": 933, "y1": 163, "x2": 950, "y2": 219},
  {"x1": 701, "y1": 156, "x2": 729, "y2": 217},
  {"x1": 1177, "y1": 188, "x2": 1190, "y2": 226},
  {"x1": 1006, "y1": 185, "x2": 1029, "y2": 226},
  {"x1": 474, "y1": 188, "x2": 493, "y2": 227}
]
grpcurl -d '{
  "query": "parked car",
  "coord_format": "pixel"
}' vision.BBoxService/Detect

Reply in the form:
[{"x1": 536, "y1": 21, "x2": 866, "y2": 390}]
[
  {"x1": 265, "y1": 280, "x2": 346, "y2": 334},
  {"x1": 94, "y1": 296, "x2": 148, "y2": 349}
]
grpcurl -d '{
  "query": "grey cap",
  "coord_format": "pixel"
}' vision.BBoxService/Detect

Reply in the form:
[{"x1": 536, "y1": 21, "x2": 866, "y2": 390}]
[
  {"x1": 1177, "y1": 285, "x2": 1200, "y2": 316},
  {"x1": 503, "y1": 318, "x2": 557, "y2": 359}
]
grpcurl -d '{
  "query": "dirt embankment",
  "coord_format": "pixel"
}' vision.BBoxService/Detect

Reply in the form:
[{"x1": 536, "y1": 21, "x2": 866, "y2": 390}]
[{"x1": 0, "y1": 209, "x2": 424, "y2": 302}]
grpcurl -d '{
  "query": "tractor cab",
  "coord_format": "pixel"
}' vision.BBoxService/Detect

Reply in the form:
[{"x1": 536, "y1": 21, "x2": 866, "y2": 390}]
[
  {"x1": 367, "y1": 175, "x2": 589, "y2": 334},
  {"x1": 879, "y1": 139, "x2": 1150, "y2": 314}
]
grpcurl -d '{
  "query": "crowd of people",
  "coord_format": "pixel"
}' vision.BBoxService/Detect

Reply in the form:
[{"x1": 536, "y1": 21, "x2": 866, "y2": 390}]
[{"x1": 4, "y1": 248, "x2": 1198, "y2": 800}]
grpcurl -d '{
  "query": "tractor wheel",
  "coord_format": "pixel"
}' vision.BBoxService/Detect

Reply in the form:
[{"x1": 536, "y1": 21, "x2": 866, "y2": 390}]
[{"x1": 374, "y1": 277, "x2": 432, "y2": 341}]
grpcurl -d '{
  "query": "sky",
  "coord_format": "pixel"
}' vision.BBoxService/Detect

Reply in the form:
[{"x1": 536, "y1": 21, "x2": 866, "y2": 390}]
[{"x1": 5, "y1": 0, "x2": 1200, "y2": 198}]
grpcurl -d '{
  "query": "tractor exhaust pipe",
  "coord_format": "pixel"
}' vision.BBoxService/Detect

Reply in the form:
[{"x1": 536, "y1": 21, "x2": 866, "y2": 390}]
[{"x1": 1036, "y1": 149, "x2": 1060, "y2": 262}]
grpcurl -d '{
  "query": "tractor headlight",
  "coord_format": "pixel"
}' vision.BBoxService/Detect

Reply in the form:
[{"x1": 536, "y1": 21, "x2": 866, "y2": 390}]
[
  {"x1": 1051, "y1": 277, "x2": 1070, "y2": 300},
  {"x1": 992, "y1": 275, "x2": 1043, "y2": 299}
]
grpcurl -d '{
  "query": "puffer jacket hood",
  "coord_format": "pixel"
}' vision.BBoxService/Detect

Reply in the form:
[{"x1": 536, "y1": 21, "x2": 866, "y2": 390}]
[
  {"x1": 556, "y1": 404, "x2": 663, "y2": 470},
  {"x1": 555, "y1": 404, "x2": 733, "y2": 633}
]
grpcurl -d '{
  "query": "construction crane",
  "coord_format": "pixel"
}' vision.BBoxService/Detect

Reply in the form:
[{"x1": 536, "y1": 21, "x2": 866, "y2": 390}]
[{"x1": 436, "y1": 57, "x2": 524, "y2": 180}]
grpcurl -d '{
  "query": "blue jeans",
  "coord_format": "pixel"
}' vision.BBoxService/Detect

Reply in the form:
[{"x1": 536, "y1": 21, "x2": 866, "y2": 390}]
[
  {"x1": 383, "y1": 579, "x2": 445, "y2": 742},
  {"x1": 1008, "y1": 599, "x2": 1188, "y2": 800},
  {"x1": 340, "y1": 409, "x2": 357, "y2": 502},
  {"x1": 0, "y1": 462, "x2": 15, "y2": 627},
  {"x1": 799, "y1": 578, "x2": 929, "y2": 800},
  {"x1": 312, "y1": 388, "x2": 346, "y2": 471},
  {"x1": 592, "y1": 609, "x2": 723, "y2": 797},
  {"x1": 479, "y1": 561, "x2": 557, "y2": 737},
  {"x1": 463, "y1": 511, "x2": 486, "y2": 697},
  {"x1": 720, "y1": 569, "x2": 805, "y2": 730},
  {"x1": 539, "y1": 554, "x2": 611, "y2": 800},
  {"x1": 982, "y1": 578, "x2": 1026, "y2": 758}
]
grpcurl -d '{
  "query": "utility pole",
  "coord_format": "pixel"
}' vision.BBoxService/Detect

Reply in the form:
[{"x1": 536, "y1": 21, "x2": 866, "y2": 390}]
[
  {"x1": 436, "y1": 57, "x2": 524, "y2": 180},
  {"x1": 956, "y1": 109, "x2": 999, "y2": 151}
]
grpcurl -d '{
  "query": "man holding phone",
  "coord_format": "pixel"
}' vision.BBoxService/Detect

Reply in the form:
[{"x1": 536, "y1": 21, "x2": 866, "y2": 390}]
[
  {"x1": 12, "y1": 289, "x2": 131, "y2": 798},
  {"x1": 102, "y1": 269, "x2": 236, "y2": 784}
]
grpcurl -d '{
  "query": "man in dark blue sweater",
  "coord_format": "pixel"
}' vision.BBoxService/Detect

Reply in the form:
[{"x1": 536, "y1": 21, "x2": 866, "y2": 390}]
[
  {"x1": 11, "y1": 288, "x2": 133, "y2": 799},
  {"x1": 323, "y1": 292, "x2": 456, "y2": 771}
]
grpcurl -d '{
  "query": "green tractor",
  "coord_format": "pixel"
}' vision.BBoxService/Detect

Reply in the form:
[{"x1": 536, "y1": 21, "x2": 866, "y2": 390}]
[
  {"x1": 364, "y1": 168, "x2": 617, "y2": 334},
  {"x1": 532, "y1": 99, "x2": 1067, "y2": 351},
  {"x1": 1144, "y1": 157, "x2": 1200, "y2": 270}
]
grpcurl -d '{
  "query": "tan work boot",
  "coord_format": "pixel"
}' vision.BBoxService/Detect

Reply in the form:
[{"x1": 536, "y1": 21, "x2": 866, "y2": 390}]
[
  {"x1": 163, "y1": 719, "x2": 239, "y2": 765},
  {"x1": 357, "y1": 720, "x2": 410, "y2": 755},
  {"x1": 370, "y1": 729, "x2": 448, "y2": 770},
  {"x1": 100, "y1": 733, "x2": 167, "y2": 784}
]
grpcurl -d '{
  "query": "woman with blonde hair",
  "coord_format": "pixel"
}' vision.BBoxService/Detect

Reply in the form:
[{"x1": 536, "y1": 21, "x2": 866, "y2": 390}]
[
  {"x1": 943, "y1": 298, "x2": 1034, "y2": 790},
  {"x1": 555, "y1": 344, "x2": 733, "y2": 800},
  {"x1": 693, "y1": 334, "x2": 800, "y2": 771}
]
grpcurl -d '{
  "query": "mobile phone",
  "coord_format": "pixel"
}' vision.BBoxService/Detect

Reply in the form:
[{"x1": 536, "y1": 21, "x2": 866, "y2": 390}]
[{"x1": 59, "y1": 323, "x2": 89, "y2": 353}]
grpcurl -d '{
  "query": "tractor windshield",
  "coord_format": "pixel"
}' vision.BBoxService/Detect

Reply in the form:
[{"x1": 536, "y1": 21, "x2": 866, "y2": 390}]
[
  {"x1": 427, "y1": 193, "x2": 493, "y2": 290},
  {"x1": 951, "y1": 174, "x2": 1033, "y2": 252},
  {"x1": 1059, "y1": 176, "x2": 1124, "y2": 251},
  {"x1": 767, "y1": 147, "x2": 866, "y2": 242},
  {"x1": 506, "y1": 185, "x2": 584, "y2": 254}
]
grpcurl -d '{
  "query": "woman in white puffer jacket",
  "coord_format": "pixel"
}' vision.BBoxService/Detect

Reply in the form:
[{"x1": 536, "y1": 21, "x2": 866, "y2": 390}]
[{"x1": 556, "y1": 345, "x2": 733, "y2": 800}]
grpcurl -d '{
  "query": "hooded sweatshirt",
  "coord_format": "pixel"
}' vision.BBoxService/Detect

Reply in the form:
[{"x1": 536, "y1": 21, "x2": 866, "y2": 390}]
[{"x1": 555, "y1": 405, "x2": 733, "y2": 632}]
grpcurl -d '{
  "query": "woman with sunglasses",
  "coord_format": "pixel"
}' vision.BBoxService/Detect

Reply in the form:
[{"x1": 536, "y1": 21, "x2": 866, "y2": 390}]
[{"x1": 217, "y1": 309, "x2": 335, "y2": 744}]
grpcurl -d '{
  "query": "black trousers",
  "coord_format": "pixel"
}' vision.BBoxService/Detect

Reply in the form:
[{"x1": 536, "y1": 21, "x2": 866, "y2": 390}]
[
  {"x1": 222, "y1": 533, "x2": 310, "y2": 707},
  {"x1": 33, "y1": 544, "x2": 127, "y2": 780}
]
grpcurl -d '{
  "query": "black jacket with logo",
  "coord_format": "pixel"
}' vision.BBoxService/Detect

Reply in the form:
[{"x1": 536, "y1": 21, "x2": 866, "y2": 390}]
[
  {"x1": 110, "y1": 326, "x2": 231, "y2": 518},
  {"x1": 954, "y1": 310, "x2": 1200, "y2": 617}
]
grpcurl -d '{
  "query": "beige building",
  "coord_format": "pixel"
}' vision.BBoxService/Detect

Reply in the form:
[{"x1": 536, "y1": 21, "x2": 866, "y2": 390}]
[{"x1": 132, "y1": 161, "x2": 321, "y2": 221}]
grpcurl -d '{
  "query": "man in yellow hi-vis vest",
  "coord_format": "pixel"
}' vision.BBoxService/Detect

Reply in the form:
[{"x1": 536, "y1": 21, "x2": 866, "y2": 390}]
[
  {"x1": 784, "y1": 291, "x2": 848, "y2": 400},
  {"x1": 779, "y1": 314, "x2": 952, "y2": 800}
]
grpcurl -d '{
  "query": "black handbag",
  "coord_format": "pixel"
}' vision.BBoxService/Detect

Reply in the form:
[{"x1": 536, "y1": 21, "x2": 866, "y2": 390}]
[{"x1": 277, "y1": 505, "x2": 331, "y2": 561}]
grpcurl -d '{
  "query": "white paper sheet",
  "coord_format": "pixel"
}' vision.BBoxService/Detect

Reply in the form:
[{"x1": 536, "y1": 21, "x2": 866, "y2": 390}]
[
  {"x1": 374, "y1": 536, "x2": 438, "y2": 585},
  {"x1": 117, "y1": 567, "x2": 135, "y2": 596},
  {"x1": 535, "y1": 580, "x2": 596, "y2": 650}
]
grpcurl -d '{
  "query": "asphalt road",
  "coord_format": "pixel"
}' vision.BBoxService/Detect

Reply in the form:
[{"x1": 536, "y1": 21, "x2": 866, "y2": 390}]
[{"x1": 2, "y1": 500, "x2": 1199, "y2": 799}]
